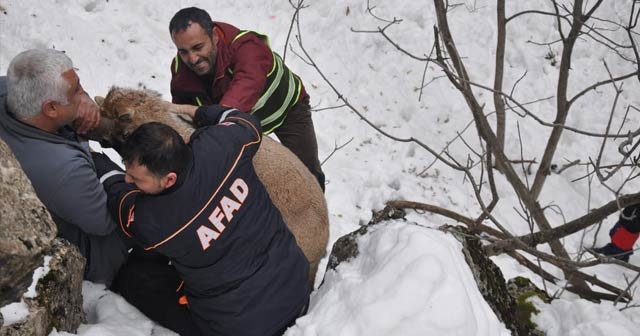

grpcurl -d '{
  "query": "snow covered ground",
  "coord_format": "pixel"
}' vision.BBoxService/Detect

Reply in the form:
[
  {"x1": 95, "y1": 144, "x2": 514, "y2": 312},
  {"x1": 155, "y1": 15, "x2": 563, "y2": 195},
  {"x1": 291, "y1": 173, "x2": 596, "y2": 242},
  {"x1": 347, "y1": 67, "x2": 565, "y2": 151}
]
[{"x1": 1, "y1": 1, "x2": 640, "y2": 335}]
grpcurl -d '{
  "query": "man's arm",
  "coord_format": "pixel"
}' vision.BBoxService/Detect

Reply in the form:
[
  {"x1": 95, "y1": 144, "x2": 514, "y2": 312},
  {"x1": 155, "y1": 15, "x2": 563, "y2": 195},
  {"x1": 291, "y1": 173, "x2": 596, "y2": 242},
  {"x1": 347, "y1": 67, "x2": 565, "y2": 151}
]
[
  {"x1": 219, "y1": 34, "x2": 273, "y2": 113},
  {"x1": 0, "y1": 76, "x2": 7, "y2": 97},
  {"x1": 190, "y1": 106, "x2": 263, "y2": 160},
  {"x1": 171, "y1": 103, "x2": 261, "y2": 131},
  {"x1": 103, "y1": 176, "x2": 140, "y2": 239},
  {"x1": 91, "y1": 152, "x2": 140, "y2": 238},
  {"x1": 186, "y1": 104, "x2": 262, "y2": 135},
  {"x1": 51, "y1": 156, "x2": 119, "y2": 236}
]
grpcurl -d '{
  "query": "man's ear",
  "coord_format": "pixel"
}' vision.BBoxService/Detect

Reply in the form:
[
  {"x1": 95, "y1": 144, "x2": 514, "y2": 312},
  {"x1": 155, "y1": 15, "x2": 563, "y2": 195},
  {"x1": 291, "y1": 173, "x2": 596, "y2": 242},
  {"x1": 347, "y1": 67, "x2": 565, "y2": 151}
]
[
  {"x1": 41, "y1": 99, "x2": 58, "y2": 118},
  {"x1": 212, "y1": 26, "x2": 220, "y2": 44},
  {"x1": 162, "y1": 172, "x2": 178, "y2": 189}
]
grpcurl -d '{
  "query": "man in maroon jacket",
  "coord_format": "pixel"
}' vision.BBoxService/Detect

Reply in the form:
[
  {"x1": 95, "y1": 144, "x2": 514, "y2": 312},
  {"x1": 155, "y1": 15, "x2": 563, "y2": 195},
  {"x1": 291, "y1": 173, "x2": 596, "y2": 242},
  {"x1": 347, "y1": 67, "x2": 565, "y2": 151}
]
[{"x1": 169, "y1": 7, "x2": 325, "y2": 191}]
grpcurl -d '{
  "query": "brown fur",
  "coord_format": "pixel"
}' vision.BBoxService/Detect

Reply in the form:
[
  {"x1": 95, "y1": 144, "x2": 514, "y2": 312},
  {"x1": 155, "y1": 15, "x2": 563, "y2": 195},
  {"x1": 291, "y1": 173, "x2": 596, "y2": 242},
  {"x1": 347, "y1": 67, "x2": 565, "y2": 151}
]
[{"x1": 96, "y1": 87, "x2": 329, "y2": 282}]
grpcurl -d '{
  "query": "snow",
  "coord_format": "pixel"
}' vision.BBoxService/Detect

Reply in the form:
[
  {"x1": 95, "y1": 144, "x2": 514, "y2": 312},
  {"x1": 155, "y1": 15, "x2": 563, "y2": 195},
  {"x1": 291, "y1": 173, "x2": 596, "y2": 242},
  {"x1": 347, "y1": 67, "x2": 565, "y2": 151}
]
[
  {"x1": 1, "y1": 0, "x2": 639, "y2": 335},
  {"x1": 289, "y1": 221, "x2": 510, "y2": 336},
  {"x1": 1, "y1": 256, "x2": 52, "y2": 326}
]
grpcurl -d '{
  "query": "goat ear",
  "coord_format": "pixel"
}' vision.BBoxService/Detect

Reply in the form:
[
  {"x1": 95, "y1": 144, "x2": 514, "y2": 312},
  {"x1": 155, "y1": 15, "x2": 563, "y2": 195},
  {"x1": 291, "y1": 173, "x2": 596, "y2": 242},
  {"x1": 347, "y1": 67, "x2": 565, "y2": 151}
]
[{"x1": 95, "y1": 96, "x2": 105, "y2": 106}]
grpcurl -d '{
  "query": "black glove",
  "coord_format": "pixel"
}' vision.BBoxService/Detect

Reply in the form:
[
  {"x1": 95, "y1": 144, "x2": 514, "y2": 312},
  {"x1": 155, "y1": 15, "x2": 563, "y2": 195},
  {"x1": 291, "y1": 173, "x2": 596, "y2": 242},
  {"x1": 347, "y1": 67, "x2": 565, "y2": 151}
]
[
  {"x1": 91, "y1": 151, "x2": 125, "y2": 185},
  {"x1": 193, "y1": 104, "x2": 239, "y2": 127}
]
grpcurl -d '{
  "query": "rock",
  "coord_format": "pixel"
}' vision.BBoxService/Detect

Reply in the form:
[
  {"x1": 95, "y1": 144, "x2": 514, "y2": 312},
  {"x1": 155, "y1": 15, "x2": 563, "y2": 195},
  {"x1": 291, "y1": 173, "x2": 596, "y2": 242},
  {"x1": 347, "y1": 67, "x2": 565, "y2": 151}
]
[
  {"x1": 506, "y1": 276, "x2": 549, "y2": 336},
  {"x1": 0, "y1": 308, "x2": 48, "y2": 336},
  {"x1": 0, "y1": 137, "x2": 84, "y2": 335},
  {"x1": 447, "y1": 225, "x2": 543, "y2": 336},
  {"x1": 325, "y1": 205, "x2": 542, "y2": 335},
  {"x1": 0, "y1": 239, "x2": 85, "y2": 336},
  {"x1": 0, "y1": 139, "x2": 57, "y2": 306},
  {"x1": 324, "y1": 225, "x2": 368, "y2": 272},
  {"x1": 33, "y1": 239, "x2": 85, "y2": 332},
  {"x1": 325, "y1": 205, "x2": 405, "y2": 272}
]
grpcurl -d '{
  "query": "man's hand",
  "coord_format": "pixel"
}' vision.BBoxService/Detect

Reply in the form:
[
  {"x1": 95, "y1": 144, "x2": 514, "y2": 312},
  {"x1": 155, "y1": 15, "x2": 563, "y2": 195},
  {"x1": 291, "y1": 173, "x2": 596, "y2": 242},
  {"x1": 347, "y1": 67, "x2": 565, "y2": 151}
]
[
  {"x1": 73, "y1": 92, "x2": 101, "y2": 135},
  {"x1": 170, "y1": 103, "x2": 198, "y2": 119}
]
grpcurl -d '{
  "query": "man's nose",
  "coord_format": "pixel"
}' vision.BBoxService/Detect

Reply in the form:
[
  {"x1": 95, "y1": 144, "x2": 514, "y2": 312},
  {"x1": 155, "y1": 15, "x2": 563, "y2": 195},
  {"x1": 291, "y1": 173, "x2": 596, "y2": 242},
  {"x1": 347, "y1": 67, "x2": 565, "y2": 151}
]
[{"x1": 188, "y1": 52, "x2": 199, "y2": 65}]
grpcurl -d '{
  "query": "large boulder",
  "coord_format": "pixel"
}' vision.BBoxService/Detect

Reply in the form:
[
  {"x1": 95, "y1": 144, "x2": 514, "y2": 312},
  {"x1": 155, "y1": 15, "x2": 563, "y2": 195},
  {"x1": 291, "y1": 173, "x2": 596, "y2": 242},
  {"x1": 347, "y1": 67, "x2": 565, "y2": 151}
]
[
  {"x1": 0, "y1": 239, "x2": 85, "y2": 336},
  {"x1": 0, "y1": 140, "x2": 56, "y2": 306},
  {"x1": 446, "y1": 225, "x2": 532, "y2": 336},
  {"x1": 324, "y1": 205, "x2": 542, "y2": 336},
  {"x1": 0, "y1": 138, "x2": 85, "y2": 335}
]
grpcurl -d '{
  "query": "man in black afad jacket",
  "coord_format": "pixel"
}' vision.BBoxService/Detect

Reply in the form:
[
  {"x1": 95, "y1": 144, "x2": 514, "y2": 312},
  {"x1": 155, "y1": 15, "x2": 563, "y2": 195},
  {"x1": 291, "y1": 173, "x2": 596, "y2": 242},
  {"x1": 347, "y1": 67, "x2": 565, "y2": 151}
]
[{"x1": 94, "y1": 106, "x2": 310, "y2": 336}]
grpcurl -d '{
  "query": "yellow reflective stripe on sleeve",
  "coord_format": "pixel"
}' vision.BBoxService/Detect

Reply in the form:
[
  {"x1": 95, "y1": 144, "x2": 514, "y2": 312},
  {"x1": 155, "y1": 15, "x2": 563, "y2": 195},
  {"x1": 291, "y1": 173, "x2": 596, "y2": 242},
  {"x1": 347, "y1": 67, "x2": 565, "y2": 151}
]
[
  {"x1": 266, "y1": 52, "x2": 277, "y2": 77},
  {"x1": 232, "y1": 30, "x2": 271, "y2": 47},
  {"x1": 195, "y1": 97, "x2": 203, "y2": 106},
  {"x1": 293, "y1": 76, "x2": 302, "y2": 104},
  {"x1": 261, "y1": 79, "x2": 300, "y2": 135},
  {"x1": 260, "y1": 70, "x2": 297, "y2": 126},
  {"x1": 261, "y1": 119, "x2": 284, "y2": 135},
  {"x1": 232, "y1": 31, "x2": 252, "y2": 43},
  {"x1": 251, "y1": 54, "x2": 283, "y2": 112}
]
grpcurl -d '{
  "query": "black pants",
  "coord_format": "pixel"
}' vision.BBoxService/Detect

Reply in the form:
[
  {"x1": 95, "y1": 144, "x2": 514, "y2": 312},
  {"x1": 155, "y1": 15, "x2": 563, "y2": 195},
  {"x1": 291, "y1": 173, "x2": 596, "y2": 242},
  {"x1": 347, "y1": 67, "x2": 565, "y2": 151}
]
[
  {"x1": 111, "y1": 250, "x2": 308, "y2": 336},
  {"x1": 110, "y1": 249, "x2": 202, "y2": 336},
  {"x1": 274, "y1": 95, "x2": 326, "y2": 192}
]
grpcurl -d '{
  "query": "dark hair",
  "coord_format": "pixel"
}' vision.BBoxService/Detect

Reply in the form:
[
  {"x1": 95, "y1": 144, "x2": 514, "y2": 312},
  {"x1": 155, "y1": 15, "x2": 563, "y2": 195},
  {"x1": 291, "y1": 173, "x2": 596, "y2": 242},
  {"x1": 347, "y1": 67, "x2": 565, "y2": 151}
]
[
  {"x1": 169, "y1": 7, "x2": 213, "y2": 37},
  {"x1": 121, "y1": 122, "x2": 191, "y2": 177}
]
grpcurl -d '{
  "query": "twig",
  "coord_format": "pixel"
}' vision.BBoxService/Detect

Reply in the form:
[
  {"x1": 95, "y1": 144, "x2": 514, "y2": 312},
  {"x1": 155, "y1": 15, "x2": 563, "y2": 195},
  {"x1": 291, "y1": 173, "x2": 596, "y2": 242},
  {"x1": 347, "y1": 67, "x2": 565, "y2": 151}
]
[
  {"x1": 321, "y1": 138, "x2": 353, "y2": 166},
  {"x1": 284, "y1": 0, "x2": 308, "y2": 62}
]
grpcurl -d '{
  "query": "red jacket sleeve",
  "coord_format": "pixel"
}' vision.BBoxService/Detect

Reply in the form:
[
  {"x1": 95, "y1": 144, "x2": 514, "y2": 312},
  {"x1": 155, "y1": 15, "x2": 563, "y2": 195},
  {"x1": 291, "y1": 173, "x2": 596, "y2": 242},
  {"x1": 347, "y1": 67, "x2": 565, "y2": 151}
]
[{"x1": 219, "y1": 34, "x2": 274, "y2": 113}]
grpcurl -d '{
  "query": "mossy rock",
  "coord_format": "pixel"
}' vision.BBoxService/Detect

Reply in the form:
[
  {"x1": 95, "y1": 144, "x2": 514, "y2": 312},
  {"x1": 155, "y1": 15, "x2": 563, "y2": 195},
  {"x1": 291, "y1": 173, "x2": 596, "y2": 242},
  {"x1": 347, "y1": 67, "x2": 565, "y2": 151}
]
[{"x1": 507, "y1": 276, "x2": 549, "y2": 335}]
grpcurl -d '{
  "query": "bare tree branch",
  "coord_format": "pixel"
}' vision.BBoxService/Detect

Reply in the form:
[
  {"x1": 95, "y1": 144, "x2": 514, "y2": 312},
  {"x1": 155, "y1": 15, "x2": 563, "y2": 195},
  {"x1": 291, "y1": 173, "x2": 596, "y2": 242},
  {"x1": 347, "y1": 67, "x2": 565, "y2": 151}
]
[
  {"x1": 493, "y1": 0, "x2": 507, "y2": 171},
  {"x1": 321, "y1": 138, "x2": 353, "y2": 166},
  {"x1": 530, "y1": 0, "x2": 603, "y2": 200},
  {"x1": 485, "y1": 192, "x2": 640, "y2": 256},
  {"x1": 569, "y1": 71, "x2": 636, "y2": 106},
  {"x1": 430, "y1": 1, "x2": 594, "y2": 293}
]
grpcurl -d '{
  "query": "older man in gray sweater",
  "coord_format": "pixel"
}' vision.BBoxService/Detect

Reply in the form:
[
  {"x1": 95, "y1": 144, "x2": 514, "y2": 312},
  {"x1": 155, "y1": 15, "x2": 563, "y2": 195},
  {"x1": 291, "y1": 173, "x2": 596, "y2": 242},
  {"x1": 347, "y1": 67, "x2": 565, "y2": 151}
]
[{"x1": 0, "y1": 49, "x2": 130, "y2": 285}]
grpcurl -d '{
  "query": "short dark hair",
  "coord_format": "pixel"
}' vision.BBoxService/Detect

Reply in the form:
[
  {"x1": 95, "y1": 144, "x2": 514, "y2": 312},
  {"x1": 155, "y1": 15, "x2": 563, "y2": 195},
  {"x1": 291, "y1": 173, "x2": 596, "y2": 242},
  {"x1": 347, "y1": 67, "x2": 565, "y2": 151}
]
[
  {"x1": 169, "y1": 7, "x2": 213, "y2": 37},
  {"x1": 121, "y1": 122, "x2": 191, "y2": 178}
]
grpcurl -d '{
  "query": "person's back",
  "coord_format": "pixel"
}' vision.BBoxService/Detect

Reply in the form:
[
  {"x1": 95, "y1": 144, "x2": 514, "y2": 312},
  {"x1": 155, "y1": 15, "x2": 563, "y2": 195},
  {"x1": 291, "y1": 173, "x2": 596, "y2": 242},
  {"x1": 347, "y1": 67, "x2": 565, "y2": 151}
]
[{"x1": 103, "y1": 108, "x2": 309, "y2": 335}]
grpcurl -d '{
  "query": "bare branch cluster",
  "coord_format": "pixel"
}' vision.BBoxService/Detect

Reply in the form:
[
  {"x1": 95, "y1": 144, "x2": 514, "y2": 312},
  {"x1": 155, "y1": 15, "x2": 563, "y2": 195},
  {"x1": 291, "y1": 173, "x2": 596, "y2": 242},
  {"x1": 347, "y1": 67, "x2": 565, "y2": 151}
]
[{"x1": 288, "y1": 0, "x2": 640, "y2": 303}]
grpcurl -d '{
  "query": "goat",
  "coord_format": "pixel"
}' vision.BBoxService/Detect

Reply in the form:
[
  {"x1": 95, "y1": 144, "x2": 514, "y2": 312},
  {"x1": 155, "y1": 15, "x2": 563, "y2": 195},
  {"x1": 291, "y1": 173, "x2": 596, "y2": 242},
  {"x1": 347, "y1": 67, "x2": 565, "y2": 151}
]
[{"x1": 94, "y1": 87, "x2": 329, "y2": 283}]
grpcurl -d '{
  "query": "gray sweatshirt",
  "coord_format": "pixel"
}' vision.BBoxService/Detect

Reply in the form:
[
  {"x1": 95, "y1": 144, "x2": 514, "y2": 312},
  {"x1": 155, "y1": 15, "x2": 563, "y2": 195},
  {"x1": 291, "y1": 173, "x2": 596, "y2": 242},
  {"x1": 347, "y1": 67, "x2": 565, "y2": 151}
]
[{"x1": 0, "y1": 78, "x2": 129, "y2": 285}]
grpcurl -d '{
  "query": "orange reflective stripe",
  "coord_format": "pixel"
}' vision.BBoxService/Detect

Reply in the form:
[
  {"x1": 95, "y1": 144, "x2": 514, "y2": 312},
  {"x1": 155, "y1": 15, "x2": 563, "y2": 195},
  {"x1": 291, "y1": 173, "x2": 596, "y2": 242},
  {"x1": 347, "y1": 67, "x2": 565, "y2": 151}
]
[
  {"x1": 146, "y1": 127, "x2": 260, "y2": 250},
  {"x1": 126, "y1": 206, "x2": 135, "y2": 228}
]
